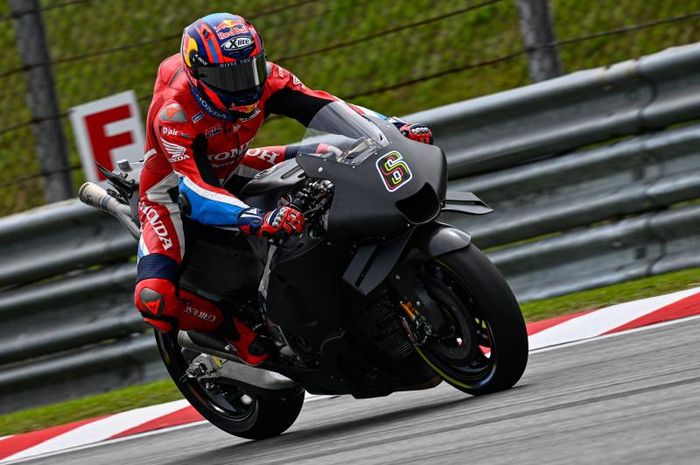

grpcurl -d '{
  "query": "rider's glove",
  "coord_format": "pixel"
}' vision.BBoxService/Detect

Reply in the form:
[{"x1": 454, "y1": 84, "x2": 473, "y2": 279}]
[
  {"x1": 398, "y1": 122, "x2": 433, "y2": 145},
  {"x1": 238, "y1": 206, "x2": 305, "y2": 239},
  {"x1": 260, "y1": 206, "x2": 305, "y2": 238}
]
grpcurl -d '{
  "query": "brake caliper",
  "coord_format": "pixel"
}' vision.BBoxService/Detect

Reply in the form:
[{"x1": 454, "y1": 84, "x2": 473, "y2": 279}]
[{"x1": 399, "y1": 301, "x2": 434, "y2": 345}]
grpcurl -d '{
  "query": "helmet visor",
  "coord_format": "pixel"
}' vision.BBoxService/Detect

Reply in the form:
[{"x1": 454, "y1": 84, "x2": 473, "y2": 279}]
[{"x1": 197, "y1": 55, "x2": 267, "y2": 94}]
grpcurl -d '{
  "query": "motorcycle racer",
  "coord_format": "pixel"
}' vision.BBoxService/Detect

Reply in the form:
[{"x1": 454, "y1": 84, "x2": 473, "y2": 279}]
[{"x1": 135, "y1": 12, "x2": 433, "y2": 366}]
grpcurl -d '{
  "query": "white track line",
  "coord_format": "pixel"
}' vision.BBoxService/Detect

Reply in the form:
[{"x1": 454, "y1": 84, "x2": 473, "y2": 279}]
[
  {"x1": 7, "y1": 316, "x2": 698, "y2": 465},
  {"x1": 530, "y1": 314, "x2": 700, "y2": 354},
  {"x1": 528, "y1": 287, "x2": 699, "y2": 350},
  {"x1": 2, "y1": 394, "x2": 336, "y2": 464},
  {"x1": 4, "y1": 400, "x2": 190, "y2": 461}
]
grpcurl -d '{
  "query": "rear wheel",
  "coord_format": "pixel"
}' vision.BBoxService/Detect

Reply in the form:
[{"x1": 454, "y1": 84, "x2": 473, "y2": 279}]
[
  {"x1": 412, "y1": 244, "x2": 528, "y2": 395},
  {"x1": 155, "y1": 331, "x2": 305, "y2": 440}
]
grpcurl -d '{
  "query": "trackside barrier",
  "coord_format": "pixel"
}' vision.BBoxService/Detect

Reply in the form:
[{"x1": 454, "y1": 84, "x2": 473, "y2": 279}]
[
  {"x1": 1, "y1": 43, "x2": 699, "y2": 412},
  {"x1": 407, "y1": 43, "x2": 700, "y2": 177}
]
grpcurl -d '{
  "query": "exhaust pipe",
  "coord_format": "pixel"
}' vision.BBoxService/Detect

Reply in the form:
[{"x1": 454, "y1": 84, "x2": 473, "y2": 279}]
[
  {"x1": 177, "y1": 331, "x2": 297, "y2": 391},
  {"x1": 79, "y1": 182, "x2": 141, "y2": 239}
]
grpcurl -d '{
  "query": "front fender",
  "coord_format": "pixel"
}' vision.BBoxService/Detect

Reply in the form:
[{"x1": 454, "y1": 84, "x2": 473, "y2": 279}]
[
  {"x1": 342, "y1": 223, "x2": 471, "y2": 296},
  {"x1": 387, "y1": 223, "x2": 472, "y2": 311},
  {"x1": 410, "y1": 222, "x2": 472, "y2": 259}
]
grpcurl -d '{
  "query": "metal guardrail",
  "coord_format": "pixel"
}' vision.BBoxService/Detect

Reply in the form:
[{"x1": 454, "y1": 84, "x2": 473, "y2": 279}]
[
  {"x1": 449, "y1": 122, "x2": 700, "y2": 248},
  {"x1": 1, "y1": 43, "x2": 699, "y2": 412},
  {"x1": 0, "y1": 334, "x2": 161, "y2": 413},
  {"x1": 0, "y1": 201, "x2": 133, "y2": 289},
  {"x1": 407, "y1": 43, "x2": 700, "y2": 177},
  {"x1": 493, "y1": 204, "x2": 700, "y2": 301}
]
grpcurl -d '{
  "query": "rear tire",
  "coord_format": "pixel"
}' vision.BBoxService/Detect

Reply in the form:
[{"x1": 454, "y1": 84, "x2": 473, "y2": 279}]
[
  {"x1": 413, "y1": 244, "x2": 528, "y2": 395},
  {"x1": 155, "y1": 331, "x2": 305, "y2": 440}
]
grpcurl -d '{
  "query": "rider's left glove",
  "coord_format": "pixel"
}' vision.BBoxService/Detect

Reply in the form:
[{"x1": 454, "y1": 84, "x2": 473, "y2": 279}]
[
  {"x1": 398, "y1": 122, "x2": 433, "y2": 145},
  {"x1": 238, "y1": 206, "x2": 305, "y2": 239}
]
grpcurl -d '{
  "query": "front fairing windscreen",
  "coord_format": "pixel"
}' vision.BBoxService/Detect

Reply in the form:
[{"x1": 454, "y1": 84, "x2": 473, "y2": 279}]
[{"x1": 299, "y1": 101, "x2": 389, "y2": 165}]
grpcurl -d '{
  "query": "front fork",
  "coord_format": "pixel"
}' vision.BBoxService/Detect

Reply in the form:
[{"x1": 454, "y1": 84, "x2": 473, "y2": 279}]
[
  {"x1": 398, "y1": 301, "x2": 432, "y2": 345},
  {"x1": 388, "y1": 257, "x2": 449, "y2": 349}
]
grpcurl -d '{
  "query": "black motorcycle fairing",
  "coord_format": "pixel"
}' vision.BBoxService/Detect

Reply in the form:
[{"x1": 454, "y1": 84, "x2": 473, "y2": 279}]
[
  {"x1": 178, "y1": 219, "x2": 267, "y2": 298},
  {"x1": 238, "y1": 159, "x2": 307, "y2": 211},
  {"x1": 296, "y1": 121, "x2": 446, "y2": 240},
  {"x1": 265, "y1": 237, "x2": 353, "y2": 351},
  {"x1": 342, "y1": 229, "x2": 414, "y2": 296},
  {"x1": 340, "y1": 222, "x2": 471, "y2": 297},
  {"x1": 263, "y1": 233, "x2": 438, "y2": 397}
]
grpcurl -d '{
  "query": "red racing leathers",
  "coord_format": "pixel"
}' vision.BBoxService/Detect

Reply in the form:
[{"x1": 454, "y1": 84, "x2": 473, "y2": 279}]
[
  {"x1": 135, "y1": 54, "x2": 430, "y2": 358},
  {"x1": 138, "y1": 54, "x2": 340, "y2": 266},
  {"x1": 135, "y1": 54, "x2": 350, "y2": 343}
]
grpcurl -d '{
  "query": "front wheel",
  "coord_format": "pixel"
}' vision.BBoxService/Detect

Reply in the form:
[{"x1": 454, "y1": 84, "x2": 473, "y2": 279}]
[
  {"x1": 411, "y1": 244, "x2": 528, "y2": 395},
  {"x1": 155, "y1": 331, "x2": 305, "y2": 440}
]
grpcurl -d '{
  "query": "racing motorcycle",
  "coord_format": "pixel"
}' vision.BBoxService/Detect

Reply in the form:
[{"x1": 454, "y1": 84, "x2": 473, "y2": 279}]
[{"x1": 79, "y1": 101, "x2": 528, "y2": 440}]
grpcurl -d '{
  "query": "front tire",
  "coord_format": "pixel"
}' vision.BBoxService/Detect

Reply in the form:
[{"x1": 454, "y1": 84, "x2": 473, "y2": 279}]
[
  {"x1": 413, "y1": 244, "x2": 528, "y2": 395},
  {"x1": 155, "y1": 331, "x2": 305, "y2": 440}
]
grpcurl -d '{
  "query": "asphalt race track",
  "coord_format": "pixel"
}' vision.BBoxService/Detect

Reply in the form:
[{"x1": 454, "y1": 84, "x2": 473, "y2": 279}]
[{"x1": 18, "y1": 318, "x2": 700, "y2": 465}]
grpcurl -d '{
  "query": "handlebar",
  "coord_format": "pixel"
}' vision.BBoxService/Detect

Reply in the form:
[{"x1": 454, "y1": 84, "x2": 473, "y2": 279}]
[{"x1": 79, "y1": 182, "x2": 141, "y2": 240}]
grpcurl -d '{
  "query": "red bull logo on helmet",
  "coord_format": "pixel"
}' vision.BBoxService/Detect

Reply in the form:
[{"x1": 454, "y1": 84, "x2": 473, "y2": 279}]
[
  {"x1": 215, "y1": 19, "x2": 239, "y2": 31},
  {"x1": 216, "y1": 19, "x2": 246, "y2": 40}
]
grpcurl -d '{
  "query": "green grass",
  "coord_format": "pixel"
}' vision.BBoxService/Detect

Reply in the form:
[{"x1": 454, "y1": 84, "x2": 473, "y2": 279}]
[
  {"x1": 0, "y1": 379, "x2": 182, "y2": 436},
  {"x1": 2, "y1": 266, "x2": 699, "y2": 436},
  {"x1": 521, "y1": 267, "x2": 700, "y2": 322},
  {"x1": 2, "y1": 0, "x2": 700, "y2": 214}
]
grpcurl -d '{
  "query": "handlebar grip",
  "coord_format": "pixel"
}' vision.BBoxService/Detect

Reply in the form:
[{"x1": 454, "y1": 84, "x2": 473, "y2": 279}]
[
  {"x1": 79, "y1": 182, "x2": 141, "y2": 240},
  {"x1": 79, "y1": 182, "x2": 119, "y2": 213}
]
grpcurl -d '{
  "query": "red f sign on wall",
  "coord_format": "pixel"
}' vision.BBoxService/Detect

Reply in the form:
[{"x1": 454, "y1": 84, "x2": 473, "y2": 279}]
[{"x1": 70, "y1": 90, "x2": 145, "y2": 182}]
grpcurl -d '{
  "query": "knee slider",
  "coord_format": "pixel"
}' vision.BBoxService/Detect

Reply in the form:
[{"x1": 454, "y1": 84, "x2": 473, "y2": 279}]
[
  {"x1": 135, "y1": 278, "x2": 176, "y2": 315},
  {"x1": 135, "y1": 278, "x2": 178, "y2": 332}
]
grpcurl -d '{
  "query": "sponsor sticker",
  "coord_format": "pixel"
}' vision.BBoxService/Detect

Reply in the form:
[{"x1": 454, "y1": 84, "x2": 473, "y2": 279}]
[
  {"x1": 245, "y1": 147, "x2": 280, "y2": 164},
  {"x1": 215, "y1": 19, "x2": 238, "y2": 31},
  {"x1": 205, "y1": 124, "x2": 223, "y2": 139},
  {"x1": 215, "y1": 19, "x2": 245, "y2": 40},
  {"x1": 207, "y1": 142, "x2": 250, "y2": 168},
  {"x1": 161, "y1": 126, "x2": 190, "y2": 138},
  {"x1": 239, "y1": 107, "x2": 261, "y2": 122},
  {"x1": 376, "y1": 151, "x2": 412, "y2": 192},
  {"x1": 190, "y1": 86, "x2": 235, "y2": 121},
  {"x1": 222, "y1": 36, "x2": 253, "y2": 51},
  {"x1": 184, "y1": 303, "x2": 217, "y2": 322},
  {"x1": 192, "y1": 111, "x2": 204, "y2": 123},
  {"x1": 160, "y1": 137, "x2": 190, "y2": 163},
  {"x1": 275, "y1": 66, "x2": 303, "y2": 87},
  {"x1": 141, "y1": 204, "x2": 173, "y2": 250}
]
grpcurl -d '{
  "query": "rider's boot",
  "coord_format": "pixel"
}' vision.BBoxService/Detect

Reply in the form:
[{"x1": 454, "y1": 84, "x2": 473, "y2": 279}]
[
  {"x1": 221, "y1": 319, "x2": 272, "y2": 366},
  {"x1": 175, "y1": 288, "x2": 271, "y2": 366},
  {"x1": 136, "y1": 282, "x2": 271, "y2": 366}
]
